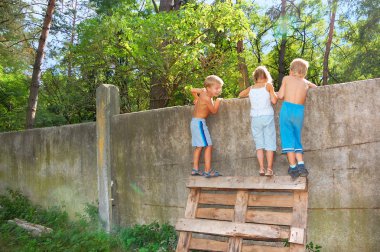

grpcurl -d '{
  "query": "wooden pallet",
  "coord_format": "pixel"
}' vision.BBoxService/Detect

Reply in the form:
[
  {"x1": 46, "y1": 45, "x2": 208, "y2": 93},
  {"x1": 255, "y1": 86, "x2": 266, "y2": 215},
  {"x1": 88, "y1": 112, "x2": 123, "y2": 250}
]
[{"x1": 175, "y1": 176, "x2": 308, "y2": 252}]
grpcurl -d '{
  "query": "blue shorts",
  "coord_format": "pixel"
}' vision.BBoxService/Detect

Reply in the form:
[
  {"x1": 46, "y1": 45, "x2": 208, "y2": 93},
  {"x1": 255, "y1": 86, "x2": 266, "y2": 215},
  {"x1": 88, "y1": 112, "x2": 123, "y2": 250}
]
[
  {"x1": 251, "y1": 115, "x2": 276, "y2": 151},
  {"x1": 190, "y1": 118, "x2": 212, "y2": 147},
  {"x1": 279, "y1": 101, "x2": 305, "y2": 153}
]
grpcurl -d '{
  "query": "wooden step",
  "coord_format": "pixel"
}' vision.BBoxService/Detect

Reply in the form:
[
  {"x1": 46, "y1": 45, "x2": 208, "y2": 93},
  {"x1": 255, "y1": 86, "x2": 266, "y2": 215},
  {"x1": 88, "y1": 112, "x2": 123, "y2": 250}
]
[{"x1": 186, "y1": 176, "x2": 307, "y2": 191}]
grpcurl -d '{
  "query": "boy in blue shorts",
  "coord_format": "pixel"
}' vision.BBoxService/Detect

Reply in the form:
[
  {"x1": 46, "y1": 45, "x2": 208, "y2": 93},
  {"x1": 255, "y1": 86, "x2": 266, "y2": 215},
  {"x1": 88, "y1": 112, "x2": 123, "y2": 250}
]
[
  {"x1": 190, "y1": 75, "x2": 223, "y2": 178},
  {"x1": 277, "y1": 58, "x2": 317, "y2": 178}
]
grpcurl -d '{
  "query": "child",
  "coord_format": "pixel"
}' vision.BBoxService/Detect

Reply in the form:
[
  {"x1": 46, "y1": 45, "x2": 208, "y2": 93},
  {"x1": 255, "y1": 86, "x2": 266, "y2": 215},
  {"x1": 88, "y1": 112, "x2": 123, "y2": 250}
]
[
  {"x1": 277, "y1": 58, "x2": 317, "y2": 178},
  {"x1": 190, "y1": 75, "x2": 223, "y2": 178},
  {"x1": 239, "y1": 66, "x2": 278, "y2": 176}
]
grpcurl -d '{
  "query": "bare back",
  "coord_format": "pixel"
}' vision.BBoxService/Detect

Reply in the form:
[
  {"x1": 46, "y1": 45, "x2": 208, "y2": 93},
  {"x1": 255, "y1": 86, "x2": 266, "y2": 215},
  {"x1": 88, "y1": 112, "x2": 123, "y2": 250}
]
[
  {"x1": 193, "y1": 91, "x2": 213, "y2": 118},
  {"x1": 280, "y1": 75, "x2": 310, "y2": 104}
]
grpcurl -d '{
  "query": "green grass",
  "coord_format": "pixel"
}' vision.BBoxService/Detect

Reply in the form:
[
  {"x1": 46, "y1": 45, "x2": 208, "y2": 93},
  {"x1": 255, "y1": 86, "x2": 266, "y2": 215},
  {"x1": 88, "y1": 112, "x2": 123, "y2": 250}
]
[{"x1": 0, "y1": 189, "x2": 177, "y2": 252}]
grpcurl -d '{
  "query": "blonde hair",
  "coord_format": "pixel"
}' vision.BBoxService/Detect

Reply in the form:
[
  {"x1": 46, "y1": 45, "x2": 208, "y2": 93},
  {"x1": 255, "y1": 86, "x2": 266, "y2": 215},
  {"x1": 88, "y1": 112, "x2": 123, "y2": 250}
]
[
  {"x1": 252, "y1": 66, "x2": 273, "y2": 84},
  {"x1": 204, "y1": 75, "x2": 224, "y2": 88},
  {"x1": 290, "y1": 58, "x2": 309, "y2": 77}
]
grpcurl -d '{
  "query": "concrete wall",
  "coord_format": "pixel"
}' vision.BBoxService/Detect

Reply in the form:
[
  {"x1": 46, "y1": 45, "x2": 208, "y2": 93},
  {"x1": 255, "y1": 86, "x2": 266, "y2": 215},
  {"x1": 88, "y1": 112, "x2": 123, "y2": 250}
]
[
  {"x1": 0, "y1": 123, "x2": 98, "y2": 217},
  {"x1": 110, "y1": 78, "x2": 380, "y2": 251},
  {"x1": 0, "y1": 78, "x2": 379, "y2": 251}
]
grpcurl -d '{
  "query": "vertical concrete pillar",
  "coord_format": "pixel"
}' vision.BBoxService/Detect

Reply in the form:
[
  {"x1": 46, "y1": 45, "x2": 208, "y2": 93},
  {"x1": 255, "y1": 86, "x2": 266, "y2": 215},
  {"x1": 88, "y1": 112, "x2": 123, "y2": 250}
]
[{"x1": 96, "y1": 84, "x2": 119, "y2": 232}]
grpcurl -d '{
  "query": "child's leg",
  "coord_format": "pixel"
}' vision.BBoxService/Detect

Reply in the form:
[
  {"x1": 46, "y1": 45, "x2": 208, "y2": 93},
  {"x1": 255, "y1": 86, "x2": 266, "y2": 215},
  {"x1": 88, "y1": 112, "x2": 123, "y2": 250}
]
[
  {"x1": 287, "y1": 152, "x2": 299, "y2": 178},
  {"x1": 204, "y1": 146, "x2": 212, "y2": 173},
  {"x1": 266, "y1": 150, "x2": 274, "y2": 170},
  {"x1": 287, "y1": 152, "x2": 297, "y2": 166},
  {"x1": 295, "y1": 153, "x2": 303, "y2": 163},
  {"x1": 280, "y1": 104, "x2": 295, "y2": 165},
  {"x1": 257, "y1": 149, "x2": 265, "y2": 173},
  {"x1": 193, "y1": 147, "x2": 203, "y2": 170},
  {"x1": 263, "y1": 116, "x2": 276, "y2": 173},
  {"x1": 293, "y1": 107, "x2": 308, "y2": 176}
]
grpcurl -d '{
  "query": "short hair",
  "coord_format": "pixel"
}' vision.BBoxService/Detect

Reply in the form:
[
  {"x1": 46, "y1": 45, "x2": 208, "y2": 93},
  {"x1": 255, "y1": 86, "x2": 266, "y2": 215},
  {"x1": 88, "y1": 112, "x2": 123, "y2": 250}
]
[
  {"x1": 204, "y1": 75, "x2": 224, "y2": 88},
  {"x1": 290, "y1": 58, "x2": 309, "y2": 77},
  {"x1": 252, "y1": 66, "x2": 273, "y2": 84}
]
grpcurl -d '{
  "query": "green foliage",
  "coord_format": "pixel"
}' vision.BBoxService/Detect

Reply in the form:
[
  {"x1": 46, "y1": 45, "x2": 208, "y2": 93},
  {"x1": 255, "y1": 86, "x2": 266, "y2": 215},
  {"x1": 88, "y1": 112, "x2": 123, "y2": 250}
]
[
  {"x1": 36, "y1": 70, "x2": 97, "y2": 127},
  {"x1": 0, "y1": 0, "x2": 379, "y2": 131},
  {"x1": 0, "y1": 0, "x2": 34, "y2": 70},
  {"x1": 284, "y1": 239, "x2": 322, "y2": 251},
  {"x1": 0, "y1": 66, "x2": 29, "y2": 132},
  {"x1": 331, "y1": 0, "x2": 380, "y2": 83},
  {"x1": 306, "y1": 241, "x2": 322, "y2": 252},
  {"x1": 0, "y1": 190, "x2": 177, "y2": 251},
  {"x1": 119, "y1": 222, "x2": 177, "y2": 251},
  {"x1": 72, "y1": 1, "x2": 252, "y2": 112}
]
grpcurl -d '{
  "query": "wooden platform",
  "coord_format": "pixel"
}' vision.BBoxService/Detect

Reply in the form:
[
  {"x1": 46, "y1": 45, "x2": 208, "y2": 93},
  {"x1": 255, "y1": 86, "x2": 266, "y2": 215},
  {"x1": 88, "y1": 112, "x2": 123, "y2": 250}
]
[{"x1": 175, "y1": 176, "x2": 308, "y2": 252}]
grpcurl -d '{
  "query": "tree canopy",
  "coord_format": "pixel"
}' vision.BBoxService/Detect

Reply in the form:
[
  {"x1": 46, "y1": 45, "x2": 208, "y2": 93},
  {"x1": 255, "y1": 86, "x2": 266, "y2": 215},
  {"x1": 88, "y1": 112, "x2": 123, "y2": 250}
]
[{"x1": 0, "y1": 0, "x2": 379, "y2": 132}]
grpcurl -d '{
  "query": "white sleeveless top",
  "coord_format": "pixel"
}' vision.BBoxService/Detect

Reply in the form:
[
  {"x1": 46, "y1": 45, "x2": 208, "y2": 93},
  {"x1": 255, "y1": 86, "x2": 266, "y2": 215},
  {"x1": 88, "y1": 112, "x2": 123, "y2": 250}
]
[{"x1": 248, "y1": 83, "x2": 274, "y2": 117}]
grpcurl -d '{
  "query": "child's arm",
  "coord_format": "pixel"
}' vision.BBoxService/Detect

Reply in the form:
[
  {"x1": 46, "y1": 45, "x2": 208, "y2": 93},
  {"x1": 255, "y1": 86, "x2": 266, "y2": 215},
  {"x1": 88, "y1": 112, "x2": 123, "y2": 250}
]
[
  {"x1": 238, "y1": 86, "x2": 251, "y2": 98},
  {"x1": 204, "y1": 97, "x2": 222, "y2": 114},
  {"x1": 191, "y1": 88, "x2": 204, "y2": 94},
  {"x1": 191, "y1": 88, "x2": 204, "y2": 104},
  {"x1": 308, "y1": 81, "x2": 317, "y2": 88},
  {"x1": 277, "y1": 77, "x2": 286, "y2": 100},
  {"x1": 266, "y1": 83, "x2": 278, "y2": 104}
]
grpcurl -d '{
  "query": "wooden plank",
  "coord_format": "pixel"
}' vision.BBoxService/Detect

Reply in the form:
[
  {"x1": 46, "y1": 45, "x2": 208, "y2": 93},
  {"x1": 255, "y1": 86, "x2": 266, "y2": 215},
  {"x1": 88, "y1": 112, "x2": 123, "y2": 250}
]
[
  {"x1": 199, "y1": 192, "x2": 236, "y2": 205},
  {"x1": 289, "y1": 227, "x2": 305, "y2": 245},
  {"x1": 176, "y1": 218, "x2": 289, "y2": 240},
  {"x1": 176, "y1": 188, "x2": 200, "y2": 252},
  {"x1": 233, "y1": 190, "x2": 249, "y2": 223},
  {"x1": 187, "y1": 176, "x2": 307, "y2": 191},
  {"x1": 242, "y1": 245, "x2": 290, "y2": 252},
  {"x1": 289, "y1": 190, "x2": 308, "y2": 252},
  {"x1": 199, "y1": 193, "x2": 293, "y2": 208},
  {"x1": 248, "y1": 194, "x2": 293, "y2": 208},
  {"x1": 228, "y1": 190, "x2": 249, "y2": 252},
  {"x1": 189, "y1": 238, "x2": 228, "y2": 252},
  {"x1": 246, "y1": 210, "x2": 292, "y2": 226},
  {"x1": 196, "y1": 209, "x2": 292, "y2": 226},
  {"x1": 196, "y1": 208, "x2": 234, "y2": 221}
]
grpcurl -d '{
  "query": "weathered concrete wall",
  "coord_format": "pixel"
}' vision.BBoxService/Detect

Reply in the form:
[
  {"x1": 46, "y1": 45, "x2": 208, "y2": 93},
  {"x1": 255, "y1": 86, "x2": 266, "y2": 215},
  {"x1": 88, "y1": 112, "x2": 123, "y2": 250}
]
[
  {"x1": 0, "y1": 123, "x2": 98, "y2": 217},
  {"x1": 111, "y1": 78, "x2": 380, "y2": 251},
  {"x1": 0, "y1": 78, "x2": 379, "y2": 251}
]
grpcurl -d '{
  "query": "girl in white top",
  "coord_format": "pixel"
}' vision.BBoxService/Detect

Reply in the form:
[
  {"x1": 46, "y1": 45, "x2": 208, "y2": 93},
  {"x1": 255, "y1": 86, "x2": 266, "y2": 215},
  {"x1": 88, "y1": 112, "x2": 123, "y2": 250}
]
[{"x1": 239, "y1": 66, "x2": 278, "y2": 176}]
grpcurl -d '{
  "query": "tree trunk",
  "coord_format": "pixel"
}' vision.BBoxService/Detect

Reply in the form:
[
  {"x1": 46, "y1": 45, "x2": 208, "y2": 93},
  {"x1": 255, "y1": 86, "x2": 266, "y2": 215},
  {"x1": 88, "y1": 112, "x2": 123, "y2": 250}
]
[
  {"x1": 26, "y1": 0, "x2": 56, "y2": 129},
  {"x1": 149, "y1": 75, "x2": 169, "y2": 109},
  {"x1": 159, "y1": 0, "x2": 181, "y2": 12},
  {"x1": 149, "y1": 0, "x2": 181, "y2": 109},
  {"x1": 278, "y1": 0, "x2": 287, "y2": 86},
  {"x1": 236, "y1": 0, "x2": 249, "y2": 89},
  {"x1": 322, "y1": 0, "x2": 338, "y2": 86},
  {"x1": 68, "y1": 0, "x2": 78, "y2": 79},
  {"x1": 237, "y1": 40, "x2": 250, "y2": 89},
  {"x1": 255, "y1": 39, "x2": 262, "y2": 63}
]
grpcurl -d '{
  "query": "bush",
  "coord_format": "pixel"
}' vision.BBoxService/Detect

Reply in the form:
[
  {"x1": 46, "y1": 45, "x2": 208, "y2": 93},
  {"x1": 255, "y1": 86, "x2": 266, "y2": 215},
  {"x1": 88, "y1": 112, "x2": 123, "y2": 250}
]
[
  {"x1": 119, "y1": 222, "x2": 177, "y2": 252},
  {"x1": 0, "y1": 189, "x2": 177, "y2": 251}
]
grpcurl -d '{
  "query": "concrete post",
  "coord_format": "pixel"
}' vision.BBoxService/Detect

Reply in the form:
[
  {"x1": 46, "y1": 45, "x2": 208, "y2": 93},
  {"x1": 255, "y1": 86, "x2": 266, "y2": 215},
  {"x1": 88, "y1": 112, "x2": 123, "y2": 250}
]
[{"x1": 96, "y1": 84, "x2": 119, "y2": 232}]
